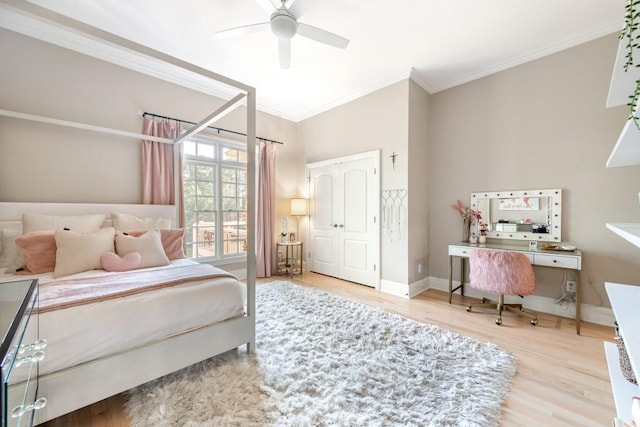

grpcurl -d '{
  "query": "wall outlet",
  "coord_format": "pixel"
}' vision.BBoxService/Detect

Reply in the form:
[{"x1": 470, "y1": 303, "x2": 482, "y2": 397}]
[
  {"x1": 417, "y1": 263, "x2": 422, "y2": 274},
  {"x1": 565, "y1": 280, "x2": 576, "y2": 293}
]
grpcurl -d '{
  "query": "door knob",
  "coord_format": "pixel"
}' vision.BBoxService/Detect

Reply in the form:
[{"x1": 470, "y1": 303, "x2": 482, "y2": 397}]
[{"x1": 338, "y1": 224, "x2": 344, "y2": 228}]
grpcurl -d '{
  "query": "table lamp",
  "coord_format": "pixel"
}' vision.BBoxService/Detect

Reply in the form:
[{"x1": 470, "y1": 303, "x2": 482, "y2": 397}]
[{"x1": 290, "y1": 198, "x2": 308, "y2": 241}]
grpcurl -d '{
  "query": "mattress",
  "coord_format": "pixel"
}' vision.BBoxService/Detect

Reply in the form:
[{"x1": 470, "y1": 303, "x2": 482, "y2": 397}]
[{"x1": 1, "y1": 259, "x2": 245, "y2": 378}]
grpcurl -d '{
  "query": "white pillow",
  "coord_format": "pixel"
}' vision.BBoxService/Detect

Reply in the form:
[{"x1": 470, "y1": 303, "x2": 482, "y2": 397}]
[
  {"x1": 0, "y1": 229, "x2": 23, "y2": 273},
  {"x1": 111, "y1": 212, "x2": 171, "y2": 230},
  {"x1": 23, "y1": 213, "x2": 106, "y2": 233},
  {"x1": 54, "y1": 227, "x2": 116, "y2": 278},
  {"x1": 115, "y1": 229, "x2": 170, "y2": 269}
]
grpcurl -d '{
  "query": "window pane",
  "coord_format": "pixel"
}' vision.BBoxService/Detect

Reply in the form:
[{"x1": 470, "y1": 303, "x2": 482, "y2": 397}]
[
  {"x1": 197, "y1": 181, "x2": 214, "y2": 197},
  {"x1": 196, "y1": 165, "x2": 214, "y2": 181},
  {"x1": 222, "y1": 197, "x2": 237, "y2": 211},
  {"x1": 222, "y1": 146, "x2": 247, "y2": 164},
  {"x1": 221, "y1": 168, "x2": 236, "y2": 182},
  {"x1": 198, "y1": 143, "x2": 214, "y2": 159},
  {"x1": 196, "y1": 196, "x2": 214, "y2": 211},
  {"x1": 222, "y1": 182, "x2": 236, "y2": 197},
  {"x1": 222, "y1": 211, "x2": 246, "y2": 255},
  {"x1": 184, "y1": 141, "x2": 196, "y2": 156}
]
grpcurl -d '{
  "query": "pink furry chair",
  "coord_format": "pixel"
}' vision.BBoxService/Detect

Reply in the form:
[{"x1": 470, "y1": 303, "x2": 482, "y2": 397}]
[{"x1": 467, "y1": 249, "x2": 538, "y2": 326}]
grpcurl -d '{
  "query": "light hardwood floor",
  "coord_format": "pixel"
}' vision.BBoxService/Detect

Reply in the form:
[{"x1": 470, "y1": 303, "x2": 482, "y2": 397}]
[{"x1": 42, "y1": 272, "x2": 617, "y2": 427}]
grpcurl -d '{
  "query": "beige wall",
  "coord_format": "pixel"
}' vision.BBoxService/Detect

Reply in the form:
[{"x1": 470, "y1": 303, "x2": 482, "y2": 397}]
[
  {"x1": 408, "y1": 81, "x2": 430, "y2": 283},
  {"x1": 429, "y1": 33, "x2": 640, "y2": 306},
  {"x1": 3, "y1": 27, "x2": 639, "y2": 306},
  {"x1": 0, "y1": 29, "x2": 297, "y2": 205},
  {"x1": 296, "y1": 80, "x2": 413, "y2": 284}
]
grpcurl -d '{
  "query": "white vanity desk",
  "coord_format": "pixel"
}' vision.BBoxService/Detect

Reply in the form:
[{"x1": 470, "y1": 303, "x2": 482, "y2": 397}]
[{"x1": 448, "y1": 241, "x2": 583, "y2": 334}]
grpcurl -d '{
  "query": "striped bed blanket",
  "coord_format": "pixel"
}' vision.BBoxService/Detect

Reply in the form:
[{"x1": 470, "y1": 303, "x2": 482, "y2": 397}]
[{"x1": 37, "y1": 263, "x2": 237, "y2": 313}]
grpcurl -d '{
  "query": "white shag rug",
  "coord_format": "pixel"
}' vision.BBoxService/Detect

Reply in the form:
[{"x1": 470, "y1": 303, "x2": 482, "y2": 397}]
[{"x1": 125, "y1": 281, "x2": 517, "y2": 427}]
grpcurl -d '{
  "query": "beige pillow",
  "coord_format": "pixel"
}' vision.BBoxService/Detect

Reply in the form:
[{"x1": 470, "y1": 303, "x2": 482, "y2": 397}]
[
  {"x1": 115, "y1": 229, "x2": 170, "y2": 269},
  {"x1": 0, "y1": 229, "x2": 23, "y2": 273},
  {"x1": 119, "y1": 229, "x2": 186, "y2": 260},
  {"x1": 54, "y1": 228, "x2": 115, "y2": 278},
  {"x1": 23, "y1": 213, "x2": 105, "y2": 233},
  {"x1": 111, "y1": 212, "x2": 171, "y2": 230}
]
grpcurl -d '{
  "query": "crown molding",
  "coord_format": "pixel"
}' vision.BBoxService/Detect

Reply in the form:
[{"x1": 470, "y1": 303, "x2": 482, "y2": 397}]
[
  {"x1": 0, "y1": 2, "x2": 623, "y2": 123},
  {"x1": 0, "y1": 4, "x2": 245, "y2": 99},
  {"x1": 292, "y1": 69, "x2": 416, "y2": 122},
  {"x1": 428, "y1": 23, "x2": 622, "y2": 93}
]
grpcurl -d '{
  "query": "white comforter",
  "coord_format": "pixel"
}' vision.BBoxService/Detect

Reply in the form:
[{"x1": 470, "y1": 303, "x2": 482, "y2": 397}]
[{"x1": 1, "y1": 259, "x2": 244, "y2": 377}]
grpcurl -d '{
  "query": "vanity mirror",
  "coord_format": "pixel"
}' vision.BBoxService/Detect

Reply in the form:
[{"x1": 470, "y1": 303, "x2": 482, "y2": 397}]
[{"x1": 470, "y1": 189, "x2": 562, "y2": 242}]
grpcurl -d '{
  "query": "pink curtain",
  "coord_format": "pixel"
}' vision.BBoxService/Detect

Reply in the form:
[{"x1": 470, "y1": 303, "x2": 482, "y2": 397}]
[
  {"x1": 141, "y1": 116, "x2": 185, "y2": 227},
  {"x1": 256, "y1": 140, "x2": 276, "y2": 277}
]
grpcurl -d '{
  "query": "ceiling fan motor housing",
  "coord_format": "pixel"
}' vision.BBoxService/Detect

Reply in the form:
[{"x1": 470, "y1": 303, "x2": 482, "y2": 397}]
[{"x1": 270, "y1": 11, "x2": 297, "y2": 39}]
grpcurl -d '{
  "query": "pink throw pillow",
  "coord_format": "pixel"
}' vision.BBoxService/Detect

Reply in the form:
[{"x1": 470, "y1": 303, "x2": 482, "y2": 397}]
[
  {"x1": 159, "y1": 229, "x2": 186, "y2": 260},
  {"x1": 101, "y1": 251, "x2": 142, "y2": 272},
  {"x1": 15, "y1": 231, "x2": 56, "y2": 274}
]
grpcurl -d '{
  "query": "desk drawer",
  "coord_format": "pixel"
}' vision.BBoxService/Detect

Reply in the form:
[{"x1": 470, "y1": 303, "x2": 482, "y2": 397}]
[
  {"x1": 534, "y1": 253, "x2": 579, "y2": 269},
  {"x1": 449, "y1": 246, "x2": 472, "y2": 257}
]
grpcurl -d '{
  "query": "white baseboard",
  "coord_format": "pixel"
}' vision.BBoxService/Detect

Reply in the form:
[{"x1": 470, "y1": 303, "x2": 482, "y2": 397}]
[
  {"x1": 380, "y1": 278, "x2": 430, "y2": 299},
  {"x1": 426, "y1": 276, "x2": 614, "y2": 327},
  {"x1": 380, "y1": 279, "x2": 410, "y2": 298}
]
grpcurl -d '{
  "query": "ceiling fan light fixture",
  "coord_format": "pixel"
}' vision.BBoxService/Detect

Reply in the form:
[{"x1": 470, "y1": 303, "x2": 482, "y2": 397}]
[{"x1": 271, "y1": 12, "x2": 297, "y2": 39}]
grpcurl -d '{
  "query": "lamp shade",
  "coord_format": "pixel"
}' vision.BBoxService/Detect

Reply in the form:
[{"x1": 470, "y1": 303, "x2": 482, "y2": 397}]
[{"x1": 290, "y1": 198, "x2": 308, "y2": 216}]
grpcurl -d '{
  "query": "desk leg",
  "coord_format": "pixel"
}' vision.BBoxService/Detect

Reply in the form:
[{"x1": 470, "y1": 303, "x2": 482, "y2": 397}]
[
  {"x1": 576, "y1": 269, "x2": 582, "y2": 335},
  {"x1": 448, "y1": 255, "x2": 453, "y2": 304},
  {"x1": 460, "y1": 258, "x2": 465, "y2": 297}
]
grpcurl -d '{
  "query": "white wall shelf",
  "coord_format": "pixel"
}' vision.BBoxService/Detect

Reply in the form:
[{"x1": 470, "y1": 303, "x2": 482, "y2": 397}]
[
  {"x1": 606, "y1": 36, "x2": 640, "y2": 168},
  {"x1": 604, "y1": 342, "x2": 639, "y2": 423},
  {"x1": 606, "y1": 223, "x2": 640, "y2": 249},
  {"x1": 605, "y1": 282, "x2": 640, "y2": 424},
  {"x1": 607, "y1": 37, "x2": 640, "y2": 108},
  {"x1": 607, "y1": 119, "x2": 640, "y2": 168},
  {"x1": 605, "y1": 27, "x2": 640, "y2": 425}
]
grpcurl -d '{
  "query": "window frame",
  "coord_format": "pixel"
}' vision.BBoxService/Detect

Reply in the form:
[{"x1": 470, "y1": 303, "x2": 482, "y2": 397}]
[{"x1": 182, "y1": 132, "x2": 247, "y2": 263}]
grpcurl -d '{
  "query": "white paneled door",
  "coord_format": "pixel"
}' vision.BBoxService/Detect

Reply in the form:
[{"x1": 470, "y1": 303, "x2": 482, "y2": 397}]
[{"x1": 307, "y1": 150, "x2": 380, "y2": 287}]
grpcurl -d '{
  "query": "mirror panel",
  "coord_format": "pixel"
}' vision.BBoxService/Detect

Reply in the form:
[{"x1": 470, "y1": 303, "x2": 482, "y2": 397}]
[{"x1": 470, "y1": 189, "x2": 562, "y2": 242}]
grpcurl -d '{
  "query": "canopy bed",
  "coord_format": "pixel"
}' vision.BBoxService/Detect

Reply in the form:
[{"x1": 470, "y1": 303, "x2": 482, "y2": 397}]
[{"x1": 0, "y1": 1, "x2": 257, "y2": 425}]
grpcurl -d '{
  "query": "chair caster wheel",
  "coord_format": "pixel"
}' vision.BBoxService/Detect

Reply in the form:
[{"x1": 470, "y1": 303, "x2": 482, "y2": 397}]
[
  {"x1": 495, "y1": 318, "x2": 502, "y2": 325},
  {"x1": 530, "y1": 319, "x2": 538, "y2": 326},
  {"x1": 465, "y1": 306, "x2": 471, "y2": 312}
]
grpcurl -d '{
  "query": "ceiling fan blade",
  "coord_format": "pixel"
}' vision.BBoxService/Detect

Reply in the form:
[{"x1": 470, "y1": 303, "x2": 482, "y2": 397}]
[
  {"x1": 287, "y1": 0, "x2": 317, "y2": 19},
  {"x1": 215, "y1": 22, "x2": 270, "y2": 38},
  {"x1": 255, "y1": 0, "x2": 277, "y2": 13},
  {"x1": 297, "y1": 23, "x2": 349, "y2": 49},
  {"x1": 279, "y1": 38, "x2": 291, "y2": 69}
]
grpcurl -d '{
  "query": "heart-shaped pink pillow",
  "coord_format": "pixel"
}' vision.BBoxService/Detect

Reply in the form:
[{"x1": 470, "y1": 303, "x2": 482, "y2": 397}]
[{"x1": 101, "y1": 251, "x2": 142, "y2": 272}]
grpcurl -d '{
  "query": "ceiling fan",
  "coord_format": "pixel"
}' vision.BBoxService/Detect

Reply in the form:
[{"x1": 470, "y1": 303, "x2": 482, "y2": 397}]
[{"x1": 215, "y1": 0, "x2": 349, "y2": 69}]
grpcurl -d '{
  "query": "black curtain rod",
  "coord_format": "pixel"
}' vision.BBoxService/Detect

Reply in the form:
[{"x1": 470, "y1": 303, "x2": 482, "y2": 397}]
[{"x1": 142, "y1": 111, "x2": 284, "y2": 145}]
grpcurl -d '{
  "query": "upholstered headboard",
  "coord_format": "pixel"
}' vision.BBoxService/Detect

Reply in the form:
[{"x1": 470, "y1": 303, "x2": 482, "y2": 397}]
[{"x1": 0, "y1": 202, "x2": 176, "y2": 232}]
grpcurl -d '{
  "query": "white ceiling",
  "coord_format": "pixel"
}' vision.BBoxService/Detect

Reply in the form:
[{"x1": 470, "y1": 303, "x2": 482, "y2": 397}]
[{"x1": 1, "y1": 0, "x2": 627, "y2": 122}]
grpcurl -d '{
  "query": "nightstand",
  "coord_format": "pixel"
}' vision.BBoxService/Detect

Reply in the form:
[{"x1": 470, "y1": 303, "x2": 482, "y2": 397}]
[
  {"x1": 277, "y1": 241, "x2": 303, "y2": 277},
  {"x1": 1, "y1": 279, "x2": 46, "y2": 427}
]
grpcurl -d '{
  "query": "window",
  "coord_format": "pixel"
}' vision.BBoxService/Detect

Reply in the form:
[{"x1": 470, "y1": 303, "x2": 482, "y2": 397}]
[{"x1": 183, "y1": 134, "x2": 247, "y2": 261}]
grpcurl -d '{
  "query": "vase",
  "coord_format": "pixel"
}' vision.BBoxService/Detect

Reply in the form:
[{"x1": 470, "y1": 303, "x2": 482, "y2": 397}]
[{"x1": 462, "y1": 218, "x2": 471, "y2": 242}]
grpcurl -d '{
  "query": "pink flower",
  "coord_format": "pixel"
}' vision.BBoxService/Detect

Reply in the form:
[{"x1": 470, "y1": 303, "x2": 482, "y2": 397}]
[{"x1": 451, "y1": 200, "x2": 482, "y2": 222}]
